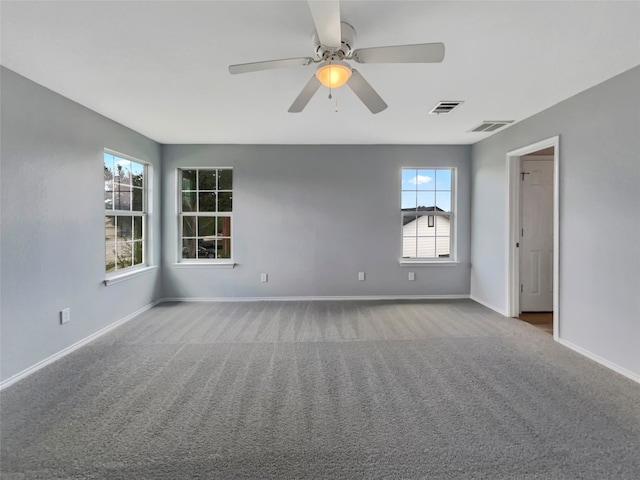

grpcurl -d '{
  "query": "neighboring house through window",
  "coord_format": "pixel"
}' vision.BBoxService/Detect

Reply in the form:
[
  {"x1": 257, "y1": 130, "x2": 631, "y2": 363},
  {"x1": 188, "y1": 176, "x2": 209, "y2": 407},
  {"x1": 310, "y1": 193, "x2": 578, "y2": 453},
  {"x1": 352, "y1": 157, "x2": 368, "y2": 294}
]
[
  {"x1": 179, "y1": 168, "x2": 233, "y2": 261},
  {"x1": 401, "y1": 168, "x2": 455, "y2": 260},
  {"x1": 104, "y1": 152, "x2": 147, "y2": 274}
]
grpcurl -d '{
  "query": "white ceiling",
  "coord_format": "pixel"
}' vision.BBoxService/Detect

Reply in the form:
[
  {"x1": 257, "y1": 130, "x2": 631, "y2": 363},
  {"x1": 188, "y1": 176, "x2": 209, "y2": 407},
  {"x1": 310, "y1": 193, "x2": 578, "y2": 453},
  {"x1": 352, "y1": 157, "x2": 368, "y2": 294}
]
[{"x1": 1, "y1": 1, "x2": 639, "y2": 145}]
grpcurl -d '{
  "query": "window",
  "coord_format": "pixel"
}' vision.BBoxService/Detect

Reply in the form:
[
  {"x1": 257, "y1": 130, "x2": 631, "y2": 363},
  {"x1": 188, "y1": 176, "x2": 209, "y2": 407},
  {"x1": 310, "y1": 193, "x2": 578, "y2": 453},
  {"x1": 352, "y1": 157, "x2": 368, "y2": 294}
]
[
  {"x1": 401, "y1": 168, "x2": 455, "y2": 260},
  {"x1": 104, "y1": 152, "x2": 147, "y2": 274},
  {"x1": 179, "y1": 168, "x2": 233, "y2": 261}
]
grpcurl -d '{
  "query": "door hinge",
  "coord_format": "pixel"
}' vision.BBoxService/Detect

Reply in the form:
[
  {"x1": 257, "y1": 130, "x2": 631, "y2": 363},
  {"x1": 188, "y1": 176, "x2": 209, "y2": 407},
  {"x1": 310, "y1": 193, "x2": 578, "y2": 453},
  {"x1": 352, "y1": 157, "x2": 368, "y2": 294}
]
[
  {"x1": 516, "y1": 242, "x2": 519, "y2": 248},
  {"x1": 521, "y1": 172, "x2": 530, "y2": 181},
  {"x1": 520, "y1": 284, "x2": 523, "y2": 293}
]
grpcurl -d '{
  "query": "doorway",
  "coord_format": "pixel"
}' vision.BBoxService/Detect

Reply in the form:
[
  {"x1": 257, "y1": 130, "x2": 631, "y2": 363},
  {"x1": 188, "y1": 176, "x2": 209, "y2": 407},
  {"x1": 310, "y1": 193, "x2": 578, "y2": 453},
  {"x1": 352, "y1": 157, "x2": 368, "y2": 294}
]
[
  {"x1": 506, "y1": 137, "x2": 560, "y2": 340},
  {"x1": 520, "y1": 153, "x2": 554, "y2": 312}
]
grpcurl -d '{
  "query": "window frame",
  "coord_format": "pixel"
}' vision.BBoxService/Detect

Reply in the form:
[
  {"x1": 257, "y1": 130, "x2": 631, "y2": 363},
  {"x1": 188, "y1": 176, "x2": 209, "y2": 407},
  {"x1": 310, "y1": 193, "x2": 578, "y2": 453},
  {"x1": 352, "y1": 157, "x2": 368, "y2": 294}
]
[
  {"x1": 177, "y1": 167, "x2": 234, "y2": 266},
  {"x1": 399, "y1": 167, "x2": 458, "y2": 265},
  {"x1": 104, "y1": 150, "x2": 151, "y2": 280}
]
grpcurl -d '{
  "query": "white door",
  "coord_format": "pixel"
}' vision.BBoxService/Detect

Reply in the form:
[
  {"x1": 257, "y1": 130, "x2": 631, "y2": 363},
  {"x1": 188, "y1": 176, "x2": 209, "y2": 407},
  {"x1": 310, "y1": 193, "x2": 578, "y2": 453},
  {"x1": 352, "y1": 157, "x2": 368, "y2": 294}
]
[{"x1": 520, "y1": 158, "x2": 554, "y2": 311}]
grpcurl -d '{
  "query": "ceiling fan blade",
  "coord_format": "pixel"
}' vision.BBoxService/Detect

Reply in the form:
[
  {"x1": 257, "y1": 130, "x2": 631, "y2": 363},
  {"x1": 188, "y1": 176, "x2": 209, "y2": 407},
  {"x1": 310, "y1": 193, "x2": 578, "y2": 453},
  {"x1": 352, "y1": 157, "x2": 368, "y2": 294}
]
[
  {"x1": 229, "y1": 57, "x2": 314, "y2": 75},
  {"x1": 346, "y1": 69, "x2": 387, "y2": 114},
  {"x1": 308, "y1": 0, "x2": 342, "y2": 49},
  {"x1": 352, "y1": 43, "x2": 445, "y2": 64},
  {"x1": 288, "y1": 75, "x2": 322, "y2": 113}
]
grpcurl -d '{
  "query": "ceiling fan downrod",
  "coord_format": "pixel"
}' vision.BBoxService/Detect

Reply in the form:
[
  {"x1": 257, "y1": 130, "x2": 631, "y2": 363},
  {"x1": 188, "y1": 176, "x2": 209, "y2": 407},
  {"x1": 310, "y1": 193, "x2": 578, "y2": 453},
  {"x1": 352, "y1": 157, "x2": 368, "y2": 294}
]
[{"x1": 312, "y1": 22, "x2": 356, "y2": 61}]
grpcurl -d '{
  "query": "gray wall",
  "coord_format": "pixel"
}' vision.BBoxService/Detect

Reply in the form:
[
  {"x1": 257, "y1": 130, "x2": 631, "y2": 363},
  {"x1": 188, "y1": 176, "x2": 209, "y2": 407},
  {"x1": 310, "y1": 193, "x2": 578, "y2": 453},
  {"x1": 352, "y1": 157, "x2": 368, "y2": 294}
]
[
  {"x1": 0, "y1": 68, "x2": 163, "y2": 383},
  {"x1": 470, "y1": 66, "x2": 640, "y2": 377},
  {"x1": 162, "y1": 145, "x2": 471, "y2": 298}
]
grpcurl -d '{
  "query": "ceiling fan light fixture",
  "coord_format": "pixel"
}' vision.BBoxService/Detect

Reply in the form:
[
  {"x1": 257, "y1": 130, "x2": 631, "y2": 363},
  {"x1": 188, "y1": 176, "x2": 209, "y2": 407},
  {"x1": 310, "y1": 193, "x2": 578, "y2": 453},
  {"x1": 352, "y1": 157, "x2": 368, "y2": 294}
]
[{"x1": 315, "y1": 61, "x2": 352, "y2": 88}]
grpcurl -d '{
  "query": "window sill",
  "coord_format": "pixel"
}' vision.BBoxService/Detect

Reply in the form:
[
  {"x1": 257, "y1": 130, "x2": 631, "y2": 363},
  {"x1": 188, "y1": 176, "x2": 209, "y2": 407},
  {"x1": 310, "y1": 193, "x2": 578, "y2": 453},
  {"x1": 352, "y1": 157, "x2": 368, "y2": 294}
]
[
  {"x1": 174, "y1": 261, "x2": 236, "y2": 269},
  {"x1": 399, "y1": 260, "x2": 459, "y2": 267},
  {"x1": 104, "y1": 265, "x2": 157, "y2": 286}
]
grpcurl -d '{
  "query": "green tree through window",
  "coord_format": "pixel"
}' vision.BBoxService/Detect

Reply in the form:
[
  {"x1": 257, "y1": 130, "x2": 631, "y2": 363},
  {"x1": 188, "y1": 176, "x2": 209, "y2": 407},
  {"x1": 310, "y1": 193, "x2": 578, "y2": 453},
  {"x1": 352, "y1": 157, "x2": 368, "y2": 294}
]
[
  {"x1": 179, "y1": 168, "x2": 233, "y2": 261},
  {"x1": 104, "y1": 152, "x2": 147, "y2": 273}
]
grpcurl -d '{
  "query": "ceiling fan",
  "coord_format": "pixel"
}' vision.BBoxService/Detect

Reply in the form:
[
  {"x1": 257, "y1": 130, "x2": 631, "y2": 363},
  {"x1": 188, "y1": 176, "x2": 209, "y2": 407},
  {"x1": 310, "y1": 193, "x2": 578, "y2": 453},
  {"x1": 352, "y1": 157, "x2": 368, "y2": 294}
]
[{"x1": 228, "y1": 0, "x2": 445, "y2": 114}]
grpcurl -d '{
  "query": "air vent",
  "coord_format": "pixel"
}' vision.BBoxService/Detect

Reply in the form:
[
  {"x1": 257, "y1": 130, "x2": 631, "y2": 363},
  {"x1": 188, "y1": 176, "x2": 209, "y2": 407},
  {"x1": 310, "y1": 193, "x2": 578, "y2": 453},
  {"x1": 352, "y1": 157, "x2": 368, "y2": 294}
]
[
  {"x1": 429, "y1": 101, "x2": 463, "y2": 115},
  {"x1": 469, "y1": 121, "x2": 514, "y2": 133}
]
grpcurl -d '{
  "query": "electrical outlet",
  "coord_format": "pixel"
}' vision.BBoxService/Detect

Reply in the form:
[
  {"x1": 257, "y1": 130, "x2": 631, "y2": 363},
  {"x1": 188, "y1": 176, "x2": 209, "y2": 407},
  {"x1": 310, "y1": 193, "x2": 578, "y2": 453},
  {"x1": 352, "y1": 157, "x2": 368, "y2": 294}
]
[
  {"x1": 358, "y1": 272, "x2": 365, "y2": 281},
  {"x1": 260, "y1": 273, "x2": 268, "y2": 283},
  {"x1": 408, "y1": 272, "x2": 415, "y2": 281},
  {"x1": 60, "y1": 308, "x2": 70, "y2": 324}
]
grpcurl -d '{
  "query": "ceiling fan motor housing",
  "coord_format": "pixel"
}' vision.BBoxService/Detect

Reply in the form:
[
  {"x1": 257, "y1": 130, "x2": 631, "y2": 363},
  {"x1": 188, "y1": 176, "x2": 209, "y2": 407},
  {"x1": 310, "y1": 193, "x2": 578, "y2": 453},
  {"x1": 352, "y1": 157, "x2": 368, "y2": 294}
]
[{"x1": 313, "y1": 22, "x2": 356, "y2": 60}]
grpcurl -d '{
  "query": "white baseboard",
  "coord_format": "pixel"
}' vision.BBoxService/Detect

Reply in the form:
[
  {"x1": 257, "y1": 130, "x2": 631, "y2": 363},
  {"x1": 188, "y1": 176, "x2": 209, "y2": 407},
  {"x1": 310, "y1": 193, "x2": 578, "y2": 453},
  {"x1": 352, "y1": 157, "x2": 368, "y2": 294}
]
[
  {"x1": 469, "y1": 295, "x2": 508, "y2": 316},
  {"x1": 0, "y1": 299, "x2": 163, "y2": 391},
  {"x1": 161, "y1": 294, "x2": 470, "y2": 303},
  {"x1": 558, "y1": 338, "x2": 640, "y2": 384}
]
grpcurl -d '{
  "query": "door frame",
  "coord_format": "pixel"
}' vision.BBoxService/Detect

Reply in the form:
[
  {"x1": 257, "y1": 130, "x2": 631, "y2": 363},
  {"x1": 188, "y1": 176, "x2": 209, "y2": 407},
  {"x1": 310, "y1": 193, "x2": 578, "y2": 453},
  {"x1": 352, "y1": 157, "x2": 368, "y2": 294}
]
[{"x1": 506, "y1": 136, "x2": 560, "y2": 340}]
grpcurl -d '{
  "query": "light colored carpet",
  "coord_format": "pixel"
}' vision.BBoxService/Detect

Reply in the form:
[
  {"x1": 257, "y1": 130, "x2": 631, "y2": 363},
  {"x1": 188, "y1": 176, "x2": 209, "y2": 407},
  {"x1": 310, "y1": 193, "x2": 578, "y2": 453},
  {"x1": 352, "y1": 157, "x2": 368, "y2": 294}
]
[{"x1": 1, "y1": 300, "x2": 639, "y2": 479}]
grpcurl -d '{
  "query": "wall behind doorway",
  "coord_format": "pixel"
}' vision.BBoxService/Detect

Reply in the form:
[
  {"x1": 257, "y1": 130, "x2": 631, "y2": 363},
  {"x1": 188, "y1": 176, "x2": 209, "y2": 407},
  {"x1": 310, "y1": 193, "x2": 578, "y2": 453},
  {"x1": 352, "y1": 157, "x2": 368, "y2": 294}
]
[{"x1": 470, "y1": 65, "x2": 640, "y2": 380}]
